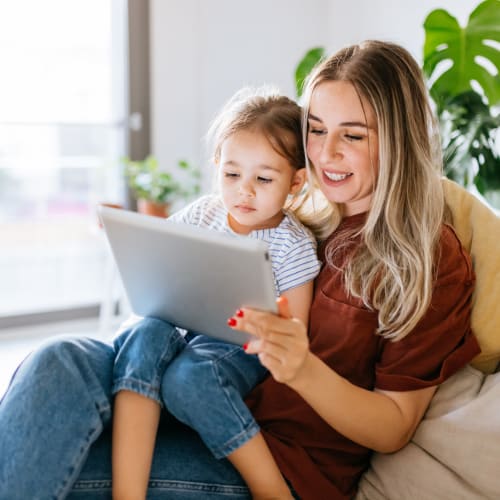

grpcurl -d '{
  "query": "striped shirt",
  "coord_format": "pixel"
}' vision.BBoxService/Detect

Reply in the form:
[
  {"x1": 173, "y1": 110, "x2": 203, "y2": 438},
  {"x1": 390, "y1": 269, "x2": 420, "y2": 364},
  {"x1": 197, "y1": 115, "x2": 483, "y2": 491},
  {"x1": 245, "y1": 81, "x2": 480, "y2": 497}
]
[{"x1": 169, "y1": 195, "x2": 321, "y2": 295}]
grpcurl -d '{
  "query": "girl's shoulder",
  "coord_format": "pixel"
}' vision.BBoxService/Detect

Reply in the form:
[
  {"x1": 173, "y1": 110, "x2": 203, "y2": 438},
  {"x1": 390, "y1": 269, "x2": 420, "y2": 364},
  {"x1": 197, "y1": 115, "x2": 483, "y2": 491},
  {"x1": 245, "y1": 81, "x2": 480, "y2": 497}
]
[
  {"x1": 168, "y1": 194, "x2": 225, "y2": 226},
  {"x1": 280, "y1": 210, "x2": 317, "y2": 245}
]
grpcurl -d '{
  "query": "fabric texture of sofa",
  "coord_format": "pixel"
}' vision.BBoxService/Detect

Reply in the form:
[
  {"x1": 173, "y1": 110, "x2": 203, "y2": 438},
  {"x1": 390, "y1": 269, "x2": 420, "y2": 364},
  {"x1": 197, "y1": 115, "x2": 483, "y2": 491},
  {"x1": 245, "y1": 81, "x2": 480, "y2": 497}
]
[{"x1": 356, "y1": 179, "x2": 500, "y2": 500}]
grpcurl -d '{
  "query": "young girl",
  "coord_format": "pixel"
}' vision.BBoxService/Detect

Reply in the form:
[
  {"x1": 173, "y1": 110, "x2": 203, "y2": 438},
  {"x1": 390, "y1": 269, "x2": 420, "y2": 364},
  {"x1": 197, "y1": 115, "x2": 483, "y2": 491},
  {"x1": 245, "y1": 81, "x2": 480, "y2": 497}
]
[{"x1": 111, "y1": 87, "x2": 321, "y2": 499}]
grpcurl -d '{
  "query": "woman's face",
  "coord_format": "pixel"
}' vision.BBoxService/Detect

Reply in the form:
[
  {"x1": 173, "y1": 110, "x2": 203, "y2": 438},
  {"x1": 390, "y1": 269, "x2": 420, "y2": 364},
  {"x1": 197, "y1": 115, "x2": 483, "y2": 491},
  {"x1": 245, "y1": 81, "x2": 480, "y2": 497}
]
[{"x1": 306, "y1": 81, "x2": 379, "y2": 216}]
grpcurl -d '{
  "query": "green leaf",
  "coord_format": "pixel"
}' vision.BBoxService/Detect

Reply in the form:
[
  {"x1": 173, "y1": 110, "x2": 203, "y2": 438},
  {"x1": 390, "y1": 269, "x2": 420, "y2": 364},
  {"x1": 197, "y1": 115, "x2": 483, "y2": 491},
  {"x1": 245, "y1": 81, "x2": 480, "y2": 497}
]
[
  {"x1": 439, "y1": 90, "x2": 500, "y2": 191},
  {"x1": 423, "y1": 0, "x2": 500, "y2": 106},
  {"x1": 295, "y1": 47, "x2": 325, "y2": 98}
]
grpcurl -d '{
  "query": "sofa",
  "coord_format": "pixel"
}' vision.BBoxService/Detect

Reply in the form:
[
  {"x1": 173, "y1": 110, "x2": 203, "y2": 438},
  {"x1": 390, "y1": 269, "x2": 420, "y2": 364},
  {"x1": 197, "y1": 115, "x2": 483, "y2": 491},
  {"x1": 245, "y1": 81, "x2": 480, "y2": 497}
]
[{"x1": 356, "y1": 178, "x2": 500, "y2": 500}]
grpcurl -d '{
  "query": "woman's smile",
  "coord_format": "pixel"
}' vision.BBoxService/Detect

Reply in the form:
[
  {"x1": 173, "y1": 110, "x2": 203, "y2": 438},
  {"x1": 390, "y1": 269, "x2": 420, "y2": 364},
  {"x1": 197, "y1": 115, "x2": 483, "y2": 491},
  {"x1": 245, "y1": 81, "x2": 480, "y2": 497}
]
[{"x1": 322, "y1": 170, "x2": 353, "y2": 183}]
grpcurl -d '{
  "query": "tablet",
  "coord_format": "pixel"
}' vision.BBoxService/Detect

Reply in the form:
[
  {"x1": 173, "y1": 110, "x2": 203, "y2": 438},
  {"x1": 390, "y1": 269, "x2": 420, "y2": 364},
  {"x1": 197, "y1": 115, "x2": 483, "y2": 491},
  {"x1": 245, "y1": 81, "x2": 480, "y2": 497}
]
[{"x1": 98, "y1": 205, "x2": 277, "y2": 345}]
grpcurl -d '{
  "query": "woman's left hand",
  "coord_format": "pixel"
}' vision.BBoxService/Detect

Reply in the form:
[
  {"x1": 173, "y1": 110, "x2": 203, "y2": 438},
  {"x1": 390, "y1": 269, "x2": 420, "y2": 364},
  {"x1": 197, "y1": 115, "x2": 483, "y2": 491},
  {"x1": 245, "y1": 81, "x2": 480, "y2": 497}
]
[{"x1": 228, "y1": 296, "x2": 310, "y2": 385}]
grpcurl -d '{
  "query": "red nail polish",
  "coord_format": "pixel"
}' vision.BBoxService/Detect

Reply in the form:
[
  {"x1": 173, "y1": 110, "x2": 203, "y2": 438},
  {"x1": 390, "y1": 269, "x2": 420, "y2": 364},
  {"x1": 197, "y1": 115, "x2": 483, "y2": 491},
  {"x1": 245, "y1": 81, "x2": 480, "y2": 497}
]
[
  {"x1": 227, "y1": 317, "x2": 237, "y2": 327},
  {"x1": 236, "y1": 309, "x2": 244, "y2": 318},
  {"x1": 243, "y1": 343, "x2": 248, "y2": 351}
]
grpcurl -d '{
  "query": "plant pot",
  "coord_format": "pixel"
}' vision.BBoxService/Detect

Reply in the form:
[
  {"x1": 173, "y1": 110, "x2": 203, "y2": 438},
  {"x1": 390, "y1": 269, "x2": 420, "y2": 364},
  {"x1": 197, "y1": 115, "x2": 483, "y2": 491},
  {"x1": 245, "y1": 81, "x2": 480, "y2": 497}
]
[{"x1": 137, "y1": 199, "x2": 169, "y2": 218}]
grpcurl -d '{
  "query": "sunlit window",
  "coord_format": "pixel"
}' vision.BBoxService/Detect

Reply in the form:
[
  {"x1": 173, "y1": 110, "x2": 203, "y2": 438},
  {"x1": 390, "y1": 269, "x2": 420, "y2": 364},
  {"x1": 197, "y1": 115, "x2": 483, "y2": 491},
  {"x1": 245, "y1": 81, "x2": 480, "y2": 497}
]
[{"x1": 0, "y1": 0, "x2": 128, "y2": 317}]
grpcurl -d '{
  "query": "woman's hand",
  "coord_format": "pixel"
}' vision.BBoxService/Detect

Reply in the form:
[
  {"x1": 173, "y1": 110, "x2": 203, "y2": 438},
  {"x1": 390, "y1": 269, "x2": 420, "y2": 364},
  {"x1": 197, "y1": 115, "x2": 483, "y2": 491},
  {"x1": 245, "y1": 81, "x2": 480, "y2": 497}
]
[{"x1": 228, "y1": 296, "x2": 311, "y2": 385}]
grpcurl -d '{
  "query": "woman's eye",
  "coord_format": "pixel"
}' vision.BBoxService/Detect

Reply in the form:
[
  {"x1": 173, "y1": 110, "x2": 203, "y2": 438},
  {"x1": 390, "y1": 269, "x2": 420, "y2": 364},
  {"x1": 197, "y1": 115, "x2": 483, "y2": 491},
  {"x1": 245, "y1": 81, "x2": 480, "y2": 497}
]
[
  {"x1": 345, "y1": 134, "x2": 363, "y2": 141},
  {"x1": 309, "y1": 128, "x2": 325, "y2": 136},
  {"x1": 257, "y1": 177, "x2": 273, "y2": 183}
]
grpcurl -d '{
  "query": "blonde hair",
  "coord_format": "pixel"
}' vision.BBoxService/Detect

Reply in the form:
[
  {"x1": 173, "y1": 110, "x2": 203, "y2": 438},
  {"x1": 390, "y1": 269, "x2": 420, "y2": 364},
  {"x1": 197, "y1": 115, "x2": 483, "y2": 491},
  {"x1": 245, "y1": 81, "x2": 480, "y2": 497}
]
[
  {"x1": 302, "y1": 40, "x2": 445, "y2": 341},
  {"x1": 206, "y1": 85, "x2": 327, "y2": 238}
]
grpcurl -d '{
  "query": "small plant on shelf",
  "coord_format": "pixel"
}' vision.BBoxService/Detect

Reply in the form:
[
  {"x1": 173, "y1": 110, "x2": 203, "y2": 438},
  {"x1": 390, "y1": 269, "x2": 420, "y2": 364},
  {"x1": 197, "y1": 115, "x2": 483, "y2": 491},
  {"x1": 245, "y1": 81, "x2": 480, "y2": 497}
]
[{"x1": 122, "y1": 155, "x2": 200, "y2": 217}]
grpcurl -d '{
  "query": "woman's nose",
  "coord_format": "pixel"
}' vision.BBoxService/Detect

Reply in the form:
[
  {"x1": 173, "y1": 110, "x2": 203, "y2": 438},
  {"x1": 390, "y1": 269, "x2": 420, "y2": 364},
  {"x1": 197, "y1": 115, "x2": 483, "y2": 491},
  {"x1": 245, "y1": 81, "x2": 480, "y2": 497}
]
[{"x1": 320, "y1": 136, "x2": 342, "y2": 163}]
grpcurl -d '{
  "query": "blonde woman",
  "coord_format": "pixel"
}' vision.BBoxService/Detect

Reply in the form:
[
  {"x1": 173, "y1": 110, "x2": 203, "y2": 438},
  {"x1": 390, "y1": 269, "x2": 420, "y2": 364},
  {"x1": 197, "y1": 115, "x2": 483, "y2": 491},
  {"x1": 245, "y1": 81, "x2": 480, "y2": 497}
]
[
  {"x1": 0, "y1": 41, "x2": 479, "y2": 500},
  {"x1": 229, "y1": 40, "x2": 480, "y2": 498}
]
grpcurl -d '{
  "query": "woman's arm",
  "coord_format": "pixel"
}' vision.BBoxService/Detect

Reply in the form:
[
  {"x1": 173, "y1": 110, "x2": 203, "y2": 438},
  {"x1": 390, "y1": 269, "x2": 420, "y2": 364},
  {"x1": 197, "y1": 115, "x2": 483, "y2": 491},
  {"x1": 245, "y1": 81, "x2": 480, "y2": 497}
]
[
  {"x1": 292, "y1": 352, "x2": 436, "y2": 452},
  {"x1": 232, "y1": 297, "x2": 436, "y2": 453}
]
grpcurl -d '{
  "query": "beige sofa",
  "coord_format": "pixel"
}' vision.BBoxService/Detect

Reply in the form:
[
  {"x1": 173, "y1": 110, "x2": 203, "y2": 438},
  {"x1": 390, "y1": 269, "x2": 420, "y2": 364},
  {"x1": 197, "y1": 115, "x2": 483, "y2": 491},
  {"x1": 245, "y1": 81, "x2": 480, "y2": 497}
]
[{"x1": 356, "y1": 179, "x2": 500, "y2": 500}]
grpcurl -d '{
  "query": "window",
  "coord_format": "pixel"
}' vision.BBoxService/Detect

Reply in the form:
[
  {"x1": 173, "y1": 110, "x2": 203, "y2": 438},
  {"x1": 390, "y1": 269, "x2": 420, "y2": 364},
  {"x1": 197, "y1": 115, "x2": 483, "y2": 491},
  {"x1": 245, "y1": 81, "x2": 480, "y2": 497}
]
[{"x1": 0, "y1": 0, "x2": 129, "y2": 320}]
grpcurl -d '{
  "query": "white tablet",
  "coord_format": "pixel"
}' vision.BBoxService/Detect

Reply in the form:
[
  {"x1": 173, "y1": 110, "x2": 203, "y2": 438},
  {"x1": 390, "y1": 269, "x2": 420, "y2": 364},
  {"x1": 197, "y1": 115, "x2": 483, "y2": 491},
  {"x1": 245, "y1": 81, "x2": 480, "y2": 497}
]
[{"x1": 98, "y1": 205, "x2": 277, "y2": 345}]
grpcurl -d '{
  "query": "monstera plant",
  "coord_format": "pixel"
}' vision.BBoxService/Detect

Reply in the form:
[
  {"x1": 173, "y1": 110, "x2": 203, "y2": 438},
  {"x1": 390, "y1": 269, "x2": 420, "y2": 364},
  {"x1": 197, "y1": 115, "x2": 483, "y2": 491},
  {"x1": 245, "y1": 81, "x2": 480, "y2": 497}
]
[
  {"x1": 295, "y1": 47, "x2": 325, "y2": 98},
  {"x1": 423, "y1": 0, "x2": 500, "y2": 206}
]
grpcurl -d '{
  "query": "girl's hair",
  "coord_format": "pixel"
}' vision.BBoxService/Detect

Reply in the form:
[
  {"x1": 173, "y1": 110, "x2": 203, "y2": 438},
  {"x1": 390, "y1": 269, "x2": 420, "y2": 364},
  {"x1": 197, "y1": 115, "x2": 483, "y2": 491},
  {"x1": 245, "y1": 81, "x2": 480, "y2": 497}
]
[
  {"x1": 206, "y1": 86, "x2": 324, "y2": 236},
  {"x1": 302, "y1": 40, "x2": 445, "y2": 341}
]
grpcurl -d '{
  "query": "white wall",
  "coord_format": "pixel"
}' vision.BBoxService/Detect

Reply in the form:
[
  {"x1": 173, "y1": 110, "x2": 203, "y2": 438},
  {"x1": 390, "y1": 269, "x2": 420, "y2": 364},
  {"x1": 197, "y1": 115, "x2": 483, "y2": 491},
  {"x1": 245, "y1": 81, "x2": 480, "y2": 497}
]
[
  {"x1": 150, "y1": 0, "x2": 329, "y2": 191},
  {"x1": 150, "y1": 0, "x2": 481, "y2": 192},
  {"x1": 326, "y1": 0, "x2": 480, "y2": 61}
]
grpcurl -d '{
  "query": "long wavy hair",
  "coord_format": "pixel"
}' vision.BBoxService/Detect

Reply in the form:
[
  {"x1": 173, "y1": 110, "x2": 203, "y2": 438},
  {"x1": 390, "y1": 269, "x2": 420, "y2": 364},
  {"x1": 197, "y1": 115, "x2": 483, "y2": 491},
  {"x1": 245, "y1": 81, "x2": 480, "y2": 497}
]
[{"x1": 302, "y1": 40, "x2": 445, "y2": 341}]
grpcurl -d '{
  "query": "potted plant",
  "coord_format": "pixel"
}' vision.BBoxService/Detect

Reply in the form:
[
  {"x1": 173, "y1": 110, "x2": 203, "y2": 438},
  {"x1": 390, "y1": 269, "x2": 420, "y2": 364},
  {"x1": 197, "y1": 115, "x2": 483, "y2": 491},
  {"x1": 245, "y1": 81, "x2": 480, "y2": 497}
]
[
  {"x1": 122, "y1": 155, "x2": 200, "y2": 217},
  {"x1": 423, "y1": 0, "x2": 500, "y2": 207}
]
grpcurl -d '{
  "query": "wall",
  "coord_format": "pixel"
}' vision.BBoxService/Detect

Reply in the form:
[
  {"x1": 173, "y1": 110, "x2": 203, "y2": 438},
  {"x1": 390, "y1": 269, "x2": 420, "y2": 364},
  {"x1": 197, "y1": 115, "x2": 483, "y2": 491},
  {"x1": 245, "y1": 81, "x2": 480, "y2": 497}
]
[
  {"x1": 150, "y1": 0, "x2": 329, "y2": 191},
  {"x1": 326, "y1": 0, "x2": 480, "y2": 61},
  {"x1": 150, "y1": 0, "x2": 481, "y2": 192}
]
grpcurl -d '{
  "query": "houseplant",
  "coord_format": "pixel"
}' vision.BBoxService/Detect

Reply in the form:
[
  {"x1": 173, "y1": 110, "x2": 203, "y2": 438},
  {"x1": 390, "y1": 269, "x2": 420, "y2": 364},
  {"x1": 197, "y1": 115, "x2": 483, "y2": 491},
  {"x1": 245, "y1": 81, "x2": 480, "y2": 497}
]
[
  {"x1": 294, "y1": 46, "x2": 325, "y2": 98},
  {"x1": 122, "y1": 155, "x2": 200, "y2": 217},
  {"x1": 423, "y1": 0, "x2": 500, "y2": 207}
]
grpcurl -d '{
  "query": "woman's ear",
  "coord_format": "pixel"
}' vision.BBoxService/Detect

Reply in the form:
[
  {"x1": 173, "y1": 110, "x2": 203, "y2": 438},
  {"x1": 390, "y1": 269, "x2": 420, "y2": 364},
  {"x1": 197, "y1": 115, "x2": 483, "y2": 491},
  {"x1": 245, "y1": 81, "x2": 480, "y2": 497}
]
[{"x1": 289, "y1": 168, "x2": 307, "y2": 195}]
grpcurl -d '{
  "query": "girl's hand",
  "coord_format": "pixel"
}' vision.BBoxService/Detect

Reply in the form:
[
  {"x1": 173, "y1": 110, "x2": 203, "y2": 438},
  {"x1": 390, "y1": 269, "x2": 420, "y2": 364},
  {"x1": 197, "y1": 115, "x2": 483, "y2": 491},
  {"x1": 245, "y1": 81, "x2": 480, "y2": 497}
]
[{"x1": 228, "y1": 296, "x2": 310, "y2": 385}]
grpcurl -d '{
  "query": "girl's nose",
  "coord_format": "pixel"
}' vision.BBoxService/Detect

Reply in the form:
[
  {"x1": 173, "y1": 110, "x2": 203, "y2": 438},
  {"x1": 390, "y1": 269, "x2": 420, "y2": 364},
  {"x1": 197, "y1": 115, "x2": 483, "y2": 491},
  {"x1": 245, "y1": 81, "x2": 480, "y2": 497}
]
[{"x1": 238, "y1": 180, "x2": 255, "y2": 197}]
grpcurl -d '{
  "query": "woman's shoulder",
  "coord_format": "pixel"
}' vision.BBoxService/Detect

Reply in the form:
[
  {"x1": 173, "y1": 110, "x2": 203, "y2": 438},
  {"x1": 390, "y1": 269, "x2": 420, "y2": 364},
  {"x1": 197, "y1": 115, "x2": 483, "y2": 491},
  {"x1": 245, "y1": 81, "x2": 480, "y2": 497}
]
[{"x1": 435, "y1": 223, "x2": 474, "y2": 287}]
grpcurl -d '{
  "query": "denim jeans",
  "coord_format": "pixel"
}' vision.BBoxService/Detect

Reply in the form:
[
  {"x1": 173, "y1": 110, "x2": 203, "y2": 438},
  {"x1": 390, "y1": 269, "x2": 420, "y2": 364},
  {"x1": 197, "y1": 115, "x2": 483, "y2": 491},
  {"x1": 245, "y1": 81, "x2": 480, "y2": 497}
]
[
  {"x1": 0, "y1": 321, "x2": 268, "y2": 499},
  {"x1": 113, "y1": 316, "x2": 268, "y2": 458}
]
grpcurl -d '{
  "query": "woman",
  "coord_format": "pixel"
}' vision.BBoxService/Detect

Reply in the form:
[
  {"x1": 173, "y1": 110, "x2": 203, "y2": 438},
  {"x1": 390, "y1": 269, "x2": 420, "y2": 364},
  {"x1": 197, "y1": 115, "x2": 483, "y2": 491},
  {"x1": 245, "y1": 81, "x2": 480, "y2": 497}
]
[{"x1": 0, "y1": 40, "x2": 479, "y2": 500}]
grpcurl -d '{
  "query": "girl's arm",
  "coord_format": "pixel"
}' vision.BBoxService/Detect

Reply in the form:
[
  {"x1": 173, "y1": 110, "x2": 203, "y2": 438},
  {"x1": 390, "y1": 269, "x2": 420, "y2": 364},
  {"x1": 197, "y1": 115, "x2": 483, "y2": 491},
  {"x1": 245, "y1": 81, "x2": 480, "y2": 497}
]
[
  {"x1": 280, "y1": 280, "x2": 313, "y2": 326},
  {"x1": 232, "y1": 297, "x2": 436, "y2": 453}
]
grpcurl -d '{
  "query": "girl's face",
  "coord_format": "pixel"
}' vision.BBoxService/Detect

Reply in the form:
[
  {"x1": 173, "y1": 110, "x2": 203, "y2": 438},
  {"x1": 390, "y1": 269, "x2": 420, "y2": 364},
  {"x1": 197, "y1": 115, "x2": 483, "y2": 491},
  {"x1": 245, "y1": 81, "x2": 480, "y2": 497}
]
[
  {"x1": 218, "y1": 129, "x2": 305, "y2": 235},
  {"x1": 306, "y1": 80, "x2": 379, "y2": 216}
]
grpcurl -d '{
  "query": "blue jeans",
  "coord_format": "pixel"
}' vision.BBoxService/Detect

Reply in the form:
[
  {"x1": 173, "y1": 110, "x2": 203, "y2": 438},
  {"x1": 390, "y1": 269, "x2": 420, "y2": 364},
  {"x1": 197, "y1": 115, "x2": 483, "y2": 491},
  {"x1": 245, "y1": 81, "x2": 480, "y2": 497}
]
[
  {"x1": 113, "y1": 317, "x2": 268, "y2": 458},
  {"x1": 0, "y1": 323, "x2": 268, "y2": 499}
]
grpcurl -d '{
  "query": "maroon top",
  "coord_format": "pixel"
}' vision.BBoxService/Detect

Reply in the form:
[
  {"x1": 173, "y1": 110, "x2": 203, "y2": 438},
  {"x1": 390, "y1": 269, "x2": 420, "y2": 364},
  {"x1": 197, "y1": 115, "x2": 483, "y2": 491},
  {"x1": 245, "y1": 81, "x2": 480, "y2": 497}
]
[{"x1": 245, "y1": 214, "x2": 480, "y2": 499}]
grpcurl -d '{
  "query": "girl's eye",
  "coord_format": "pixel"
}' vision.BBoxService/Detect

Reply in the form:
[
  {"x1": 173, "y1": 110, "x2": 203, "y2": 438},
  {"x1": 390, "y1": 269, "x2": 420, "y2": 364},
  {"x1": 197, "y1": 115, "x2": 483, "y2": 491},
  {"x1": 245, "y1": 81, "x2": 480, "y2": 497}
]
[
  {"x1": 257, "y1": 176, "x2": 273, "y2": 183},
  {"x1": 224, "y1": 172, "x2": 239, "y2": 178}
]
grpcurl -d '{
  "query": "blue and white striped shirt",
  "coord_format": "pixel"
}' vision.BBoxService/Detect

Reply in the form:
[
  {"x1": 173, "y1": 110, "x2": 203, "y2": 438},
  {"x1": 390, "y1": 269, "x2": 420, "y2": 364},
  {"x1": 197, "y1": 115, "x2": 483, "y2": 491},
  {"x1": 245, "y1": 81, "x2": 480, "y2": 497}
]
[{"x1": 169, "y1": 195, "x2": 321, "y2": 295}]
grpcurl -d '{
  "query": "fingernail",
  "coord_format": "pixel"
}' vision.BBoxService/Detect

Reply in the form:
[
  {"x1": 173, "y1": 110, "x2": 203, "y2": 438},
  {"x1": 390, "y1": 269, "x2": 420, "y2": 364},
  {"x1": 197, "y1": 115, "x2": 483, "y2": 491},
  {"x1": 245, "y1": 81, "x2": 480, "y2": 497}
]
[
  {"x1": 243, "y1": 343, "x2": 248, "y2": 351},
  {"x1": 227, "y1": 317, "x2": 237, "y2": 327},
  {"x1": 236, "y1": 309, "x2": 244, "y2": 318}
]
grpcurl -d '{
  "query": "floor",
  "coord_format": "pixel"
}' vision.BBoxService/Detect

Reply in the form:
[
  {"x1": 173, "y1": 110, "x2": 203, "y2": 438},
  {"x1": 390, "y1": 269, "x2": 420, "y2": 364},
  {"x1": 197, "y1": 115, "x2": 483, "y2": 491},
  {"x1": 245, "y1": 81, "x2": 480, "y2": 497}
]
[{"x1": 0, "y1": 317, "x2": 117, "y2": 399}]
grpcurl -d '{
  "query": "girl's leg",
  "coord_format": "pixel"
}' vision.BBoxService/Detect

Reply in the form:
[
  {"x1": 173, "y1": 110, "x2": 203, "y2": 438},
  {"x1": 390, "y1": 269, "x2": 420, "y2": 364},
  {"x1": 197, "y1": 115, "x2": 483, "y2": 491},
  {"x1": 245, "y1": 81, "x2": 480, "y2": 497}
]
[
  {"x1": 161, "y1": 336, "x2": 292, "y2": 499},
  {"x1": 0, "y1": 336, "x2": 115, "y2": 500},
  {"x1": 111, "y1": 317, "x2": 187, "y2": 499}
]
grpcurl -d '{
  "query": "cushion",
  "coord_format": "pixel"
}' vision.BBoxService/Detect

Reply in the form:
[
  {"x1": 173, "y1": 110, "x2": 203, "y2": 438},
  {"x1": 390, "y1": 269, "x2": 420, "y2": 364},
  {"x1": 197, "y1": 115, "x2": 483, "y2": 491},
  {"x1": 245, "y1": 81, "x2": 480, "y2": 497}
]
[
  {"x1": 442, "y1": 178, "x2": 500, "y2": 374},
  {"x1": 356, "y1": 364, "x2": 500, "y2": 499}
]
